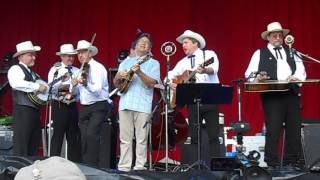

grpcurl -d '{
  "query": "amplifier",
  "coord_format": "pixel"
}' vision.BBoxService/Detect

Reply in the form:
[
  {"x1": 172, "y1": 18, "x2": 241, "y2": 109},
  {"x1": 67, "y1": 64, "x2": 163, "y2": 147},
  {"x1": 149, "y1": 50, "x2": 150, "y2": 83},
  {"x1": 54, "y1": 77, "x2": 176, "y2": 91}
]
[{"x1": 0, "y1": 126, "x2": 13, "y2": 155}]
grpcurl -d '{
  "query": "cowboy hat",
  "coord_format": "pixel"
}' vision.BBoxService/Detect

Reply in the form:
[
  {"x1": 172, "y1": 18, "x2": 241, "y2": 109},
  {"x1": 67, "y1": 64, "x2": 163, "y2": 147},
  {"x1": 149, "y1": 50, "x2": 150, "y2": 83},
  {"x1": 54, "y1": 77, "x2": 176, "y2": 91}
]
[
  {"x1": 56, "y1": 44, "x2": 77, "y2": 55},
  {"x1": 176, "y1": 30, "x2": 206, "y2": 49},
  {"x1": 261, "y1": 22, "x2": 290, "y2": 40},
  {"x1": 76, "y1": 40, "x2": 98, "y2": 56},
  {"x1": 13, "y1": 41, "x2": 41, "y2": 58}
]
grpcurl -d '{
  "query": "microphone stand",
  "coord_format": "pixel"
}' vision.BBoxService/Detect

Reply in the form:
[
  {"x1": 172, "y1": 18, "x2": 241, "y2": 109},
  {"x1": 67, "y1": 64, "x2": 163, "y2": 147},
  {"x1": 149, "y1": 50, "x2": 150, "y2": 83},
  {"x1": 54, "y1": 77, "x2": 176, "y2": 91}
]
[
  {"x1": 45, "y1": 70, "x2": 58, "y2": 157},
  {"x1": 164, "y1": 54, "x2": 171, "y2": 172},
  {"x1": 294, "y1": 49, "x2": 320, "y2": 64},
  {"x1": 160, "y1": 41, "x2": 176, "y2": 172}
]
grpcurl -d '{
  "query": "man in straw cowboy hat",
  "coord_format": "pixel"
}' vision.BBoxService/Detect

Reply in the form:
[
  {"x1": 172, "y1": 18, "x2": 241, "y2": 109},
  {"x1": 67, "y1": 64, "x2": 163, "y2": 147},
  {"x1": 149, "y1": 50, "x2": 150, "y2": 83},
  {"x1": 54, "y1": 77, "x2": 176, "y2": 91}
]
[
  {"x1": 73, "y1": 40, "x2": 113, "y2": 167},
  {"x1": 113, "y1": 29, "x2": 160, "y2": 172},
  {"x1": 47, "y1": 44, "x2": 82, "y2": 162},
  {"x1": 245, "y1": 22, "x2": 306, "y2": 169},
  {"x1": 167, "y1": 30, "x2": 221, "y2": 159},
  {"x1": 7, "y1": 40, "x2": 48, "y2": 156}
]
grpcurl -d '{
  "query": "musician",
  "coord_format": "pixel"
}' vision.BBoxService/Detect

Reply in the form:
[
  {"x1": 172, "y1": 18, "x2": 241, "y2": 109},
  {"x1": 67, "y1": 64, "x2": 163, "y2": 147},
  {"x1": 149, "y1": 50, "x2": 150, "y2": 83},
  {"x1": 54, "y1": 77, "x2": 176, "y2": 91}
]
[
  {"x1": 74, "y1": 40, "x2": 113, "y2": 167},
  {"x1": 167, "y1": 30, "x2": 221, "y2": 158},
  {"x1": 245, "y1": 22, "x2": 306, "y2": 169},
  {"x1": 7, "y1": 41, "x2": 48, "y2": 156},
  {"x1": 48, "y1": 44, "x2": 81, "y2": 162},
  {"x1": 113, "y1": 30, "x2": 160, "y2": 171}
]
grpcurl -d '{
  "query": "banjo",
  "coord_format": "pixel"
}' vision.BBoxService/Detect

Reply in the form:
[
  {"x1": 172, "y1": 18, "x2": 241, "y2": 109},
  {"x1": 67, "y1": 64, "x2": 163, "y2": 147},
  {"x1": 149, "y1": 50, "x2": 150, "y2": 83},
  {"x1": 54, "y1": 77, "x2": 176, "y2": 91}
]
[{"x1": 28, "y1": 73, "x2": 69, "y2": 106}]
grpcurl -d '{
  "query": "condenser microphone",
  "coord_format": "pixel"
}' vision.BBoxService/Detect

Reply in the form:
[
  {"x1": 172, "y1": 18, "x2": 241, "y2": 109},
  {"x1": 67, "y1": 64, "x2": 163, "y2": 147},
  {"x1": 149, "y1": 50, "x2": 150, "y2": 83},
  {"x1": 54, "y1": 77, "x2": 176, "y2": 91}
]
[
  {"x1": 285, "y1": 35, "x2": 295, "y2": 58},
  {"x1": 284, "y1": 35, "x2": 294, "y2": 46},
  {"x1": 161, "y1": 41, "x2": 177, "y2": 57}
]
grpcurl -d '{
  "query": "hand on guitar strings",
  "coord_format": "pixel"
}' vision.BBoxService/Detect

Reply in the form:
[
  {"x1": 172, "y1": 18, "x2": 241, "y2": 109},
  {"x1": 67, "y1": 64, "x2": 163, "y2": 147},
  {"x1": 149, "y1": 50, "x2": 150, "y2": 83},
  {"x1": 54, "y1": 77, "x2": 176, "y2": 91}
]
[
  {"x1": 287, "y1": 75, "x2": 300, "y2": 82},
  {"x1": 131, "y1": 64, "x2": 142, "y2": 75},
  {"x1": 196, "y1": 66, "x2": 206, "y2": 74},
  {"x1": 118, "y1": 70, "x2": 129, "y2": 80},
  {"x1": 255, "y1": 71, "x2": 270, "y2": 82},
  {"x1": 38, "y1": 84, "x2": 48, "y2": 93},
  {"x1": 60, "y1": 72, "x2": 71, "y2": 82}
]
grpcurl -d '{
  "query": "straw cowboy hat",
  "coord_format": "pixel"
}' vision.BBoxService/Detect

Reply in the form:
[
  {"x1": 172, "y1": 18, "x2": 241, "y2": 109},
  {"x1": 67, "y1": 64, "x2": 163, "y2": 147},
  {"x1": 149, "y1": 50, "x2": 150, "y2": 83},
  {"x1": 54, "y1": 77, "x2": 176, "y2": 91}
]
[
  {"x1": 76, "y1": 40, "x2": 98, "y2": 56},
  {"x1": 13, "y1": 41, "x2": 41, "y2": 58},
  {"x1": 56, "y1": 44, "x2": 77, "y2": 56},
  {"x1": 261, "y1": 22, "x2": 290, "y2": 40},
  {"x1": 176, "y1": 30, "x2": 206, "y2": 49}
]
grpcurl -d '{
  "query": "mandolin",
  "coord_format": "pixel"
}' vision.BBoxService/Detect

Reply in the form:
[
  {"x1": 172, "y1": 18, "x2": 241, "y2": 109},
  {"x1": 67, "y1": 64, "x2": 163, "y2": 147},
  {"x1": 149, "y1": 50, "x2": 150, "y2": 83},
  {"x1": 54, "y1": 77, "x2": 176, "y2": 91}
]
[{"x1": 116, "y1": 54, "x2": 151, "y2": 94}]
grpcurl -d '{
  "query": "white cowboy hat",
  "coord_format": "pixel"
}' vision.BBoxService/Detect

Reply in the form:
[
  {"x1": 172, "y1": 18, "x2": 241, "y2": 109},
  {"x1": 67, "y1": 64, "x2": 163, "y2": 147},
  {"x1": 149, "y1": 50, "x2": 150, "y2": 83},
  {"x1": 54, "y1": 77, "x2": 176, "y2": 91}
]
[
  {"x1": 176, "y1": 30, "x2": 206, "y2": 49},
  {"x1": 261, "y1": 22, "x2": 290, "y2": 40},
  {"x1": 13, "y1": 41, "x2": 41, "y2": 58},
  {"x1": 56, "y1": 44, "x2": 77, "y2": 56},
  {"x1": 76, "y1": 40, "x2": 98, "y2": 56}
]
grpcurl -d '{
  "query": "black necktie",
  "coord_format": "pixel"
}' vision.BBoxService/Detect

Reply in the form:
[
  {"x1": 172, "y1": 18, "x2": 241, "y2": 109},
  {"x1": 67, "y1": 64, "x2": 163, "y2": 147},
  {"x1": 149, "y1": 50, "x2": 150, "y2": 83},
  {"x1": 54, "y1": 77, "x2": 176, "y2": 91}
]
[
  {"x1": 66, "y1": 66, "x2": 73, "y2": 76},
  {"x1": 188, "y1": 55, "x2": 195, "y2": 68},
  {"x1": 273, "y1": 47, "x2": 283, "y2": 60}
]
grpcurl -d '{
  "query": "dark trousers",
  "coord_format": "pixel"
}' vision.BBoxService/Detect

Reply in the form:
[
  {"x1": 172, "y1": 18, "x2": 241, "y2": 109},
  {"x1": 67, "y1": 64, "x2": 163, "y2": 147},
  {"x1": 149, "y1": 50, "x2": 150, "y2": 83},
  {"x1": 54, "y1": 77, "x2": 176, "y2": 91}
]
[
  {"x1": 79, "y1": 101, "x2": 112, "y2": 167},
  {"x1": 261, "y1": 92, "x2": 302, "y2": 166},
  {"x1": 187, "y1": 104, "x2": 220, "y2": 157},
  {"x1": 12, "y1": 105, "x2": 41, "y2": 156},
  {"x1": 50, "y1": 101, "x2": 82, "y2": 162}
]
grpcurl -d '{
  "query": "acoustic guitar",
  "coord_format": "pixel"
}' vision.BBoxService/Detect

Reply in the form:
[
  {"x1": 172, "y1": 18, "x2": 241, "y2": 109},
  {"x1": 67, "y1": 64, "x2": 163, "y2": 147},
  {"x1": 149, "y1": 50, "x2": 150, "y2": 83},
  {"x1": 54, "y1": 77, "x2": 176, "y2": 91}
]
[
  {"x1": 170, "y1": 57, "x2": 214, "y2": 108},
  {"x1": 244, "y1": 79, "x2": 320, "y2": 92}
]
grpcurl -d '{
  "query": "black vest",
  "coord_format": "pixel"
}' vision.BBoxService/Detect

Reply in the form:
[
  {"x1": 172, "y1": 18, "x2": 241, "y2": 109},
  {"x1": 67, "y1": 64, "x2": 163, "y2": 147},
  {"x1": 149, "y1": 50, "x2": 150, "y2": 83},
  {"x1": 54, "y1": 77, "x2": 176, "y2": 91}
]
[
  {"x1": 258, "y1": 47, "x2": 296, "y2": 80},
  {"x1": 258, "y1": 47, "x2": 299, "y2": 94},
  {"x1": 12, "y1": 64, "x2": 39, "y2": 109}
]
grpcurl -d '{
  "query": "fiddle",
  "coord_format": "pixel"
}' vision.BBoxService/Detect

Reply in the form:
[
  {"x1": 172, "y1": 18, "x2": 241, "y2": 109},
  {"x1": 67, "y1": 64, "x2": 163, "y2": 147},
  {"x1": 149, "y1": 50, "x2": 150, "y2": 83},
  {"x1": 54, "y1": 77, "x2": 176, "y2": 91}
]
[{"x1": 79, "y1": 62, "x2": 90, "y2": 87}]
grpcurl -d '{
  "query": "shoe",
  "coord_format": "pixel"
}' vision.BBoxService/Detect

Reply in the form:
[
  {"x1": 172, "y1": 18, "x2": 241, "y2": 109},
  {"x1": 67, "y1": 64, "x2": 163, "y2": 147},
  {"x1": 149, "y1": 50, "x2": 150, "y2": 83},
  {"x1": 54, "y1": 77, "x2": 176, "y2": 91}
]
[
  {"x1": 133, "y1": 166, "x2": 147, "y2": 171},
  {"x1": 118, "y1": 167, "x2": 131, "y2": 172}
]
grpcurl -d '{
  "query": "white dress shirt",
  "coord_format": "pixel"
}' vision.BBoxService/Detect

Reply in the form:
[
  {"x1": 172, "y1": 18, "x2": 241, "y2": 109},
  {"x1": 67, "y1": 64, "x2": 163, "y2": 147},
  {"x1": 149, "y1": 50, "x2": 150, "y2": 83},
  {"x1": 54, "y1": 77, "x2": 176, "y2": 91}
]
[
  {"x1": 7, "y1": 62, "x2": 40, "y2": 92},
  {"x1": 245, "y1": 43, "x2": 306, "y2": 81},
  {"x1": 47, "y1": 62, "x2": 80, "y2": 100},
  {"x1": 168, "y1": 48, "x2": 220, "y2": 83},
  {"x1": 77, "y1": 58, "x2": 112, "y2": 105}
]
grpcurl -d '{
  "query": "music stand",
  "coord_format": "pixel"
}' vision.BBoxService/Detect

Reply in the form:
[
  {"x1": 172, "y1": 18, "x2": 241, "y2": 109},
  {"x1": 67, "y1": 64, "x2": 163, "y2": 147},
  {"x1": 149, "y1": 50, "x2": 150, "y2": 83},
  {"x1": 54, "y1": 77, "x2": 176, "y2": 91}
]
[{"x1": 176, "y1": 83, "x2": 233, "y2": 170}]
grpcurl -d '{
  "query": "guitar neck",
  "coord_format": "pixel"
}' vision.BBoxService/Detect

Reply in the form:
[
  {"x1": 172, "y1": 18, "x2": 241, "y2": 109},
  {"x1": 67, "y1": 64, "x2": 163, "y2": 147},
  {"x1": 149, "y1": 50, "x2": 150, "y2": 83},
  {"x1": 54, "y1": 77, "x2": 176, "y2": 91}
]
[
  {"x1": 184, "y1": 57, "x2": 214, "y2": 82},
  {"x1": 49, "y1": 75, "x2": 67, "y2": 86}
]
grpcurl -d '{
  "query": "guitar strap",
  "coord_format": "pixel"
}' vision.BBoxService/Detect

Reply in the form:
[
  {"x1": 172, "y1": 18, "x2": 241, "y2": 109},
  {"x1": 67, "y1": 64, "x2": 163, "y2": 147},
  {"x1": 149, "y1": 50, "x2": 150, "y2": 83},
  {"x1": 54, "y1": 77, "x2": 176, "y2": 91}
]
[
  {"x1": 203, "y1": 49, "x2": 206, "y2": 64},
  {"x1": 17, "y1": 64, "x2": 35, "y2": 82}
]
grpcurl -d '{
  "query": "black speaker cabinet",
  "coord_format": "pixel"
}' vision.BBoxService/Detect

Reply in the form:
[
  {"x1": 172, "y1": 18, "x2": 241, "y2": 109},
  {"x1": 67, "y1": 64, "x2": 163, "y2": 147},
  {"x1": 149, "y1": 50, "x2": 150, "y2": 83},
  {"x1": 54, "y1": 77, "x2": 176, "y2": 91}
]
[{"x1": 301, "y1": 123, "x2": 320, "y2": 169}]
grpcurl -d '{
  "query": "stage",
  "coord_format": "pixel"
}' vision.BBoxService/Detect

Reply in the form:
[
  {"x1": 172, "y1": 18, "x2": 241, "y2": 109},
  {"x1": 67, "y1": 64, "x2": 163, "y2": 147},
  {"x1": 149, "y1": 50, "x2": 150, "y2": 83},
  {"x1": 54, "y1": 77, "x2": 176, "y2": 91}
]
[{"x1": 1, "y1": 155, "x2": 320, "y2": 180}]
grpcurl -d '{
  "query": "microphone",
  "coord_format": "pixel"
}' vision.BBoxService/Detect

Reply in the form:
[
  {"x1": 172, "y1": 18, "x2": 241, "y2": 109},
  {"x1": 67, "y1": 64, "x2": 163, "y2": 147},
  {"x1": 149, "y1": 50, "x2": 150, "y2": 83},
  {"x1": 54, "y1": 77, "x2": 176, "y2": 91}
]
[
  {"x1": 285, "y1": 35, "x2": 295, "y2": 58},
  {"x1": 161, "y1": 41, "x2": 177, "y2": 57}
]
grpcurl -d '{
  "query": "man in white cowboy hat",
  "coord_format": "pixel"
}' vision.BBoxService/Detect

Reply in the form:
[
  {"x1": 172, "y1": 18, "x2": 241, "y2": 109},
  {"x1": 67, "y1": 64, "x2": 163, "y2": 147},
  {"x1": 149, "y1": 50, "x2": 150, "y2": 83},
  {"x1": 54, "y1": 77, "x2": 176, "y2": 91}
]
[
  {"x1": 7, "y1": 40, "x2": 48, "y2": 156},
  {"x1": 73, "y1": 40, "x2": 113, "y2": 167},
  {"x1": 245, "y1": 22, "x2": 306, "y2": 169},
  {"x1": 167, "y1": 30, "x2": 221, "y2": 159},
  {"x1": 47, "y1": 44, "x2": 82, "y2": 162},
  {"x1": 113, "y1": 30, "x2": 160, "y2": 172}
]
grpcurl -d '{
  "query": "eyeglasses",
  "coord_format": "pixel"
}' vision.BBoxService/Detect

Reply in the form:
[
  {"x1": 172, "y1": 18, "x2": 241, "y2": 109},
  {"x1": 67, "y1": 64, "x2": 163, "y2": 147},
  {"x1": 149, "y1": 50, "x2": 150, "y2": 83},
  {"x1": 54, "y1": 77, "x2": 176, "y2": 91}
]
[{"x1": 269, "y1": 33, "x2": 284, "y2": 39}]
